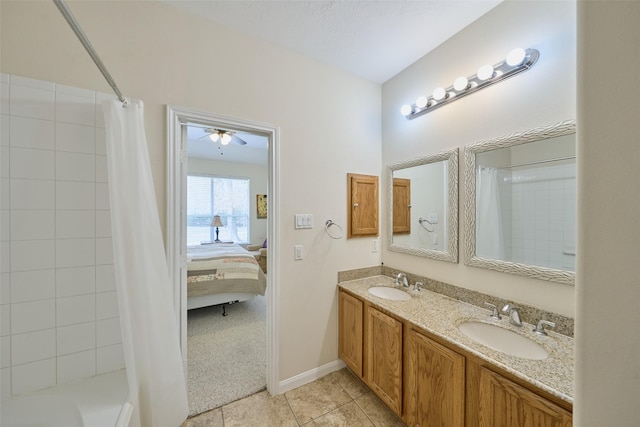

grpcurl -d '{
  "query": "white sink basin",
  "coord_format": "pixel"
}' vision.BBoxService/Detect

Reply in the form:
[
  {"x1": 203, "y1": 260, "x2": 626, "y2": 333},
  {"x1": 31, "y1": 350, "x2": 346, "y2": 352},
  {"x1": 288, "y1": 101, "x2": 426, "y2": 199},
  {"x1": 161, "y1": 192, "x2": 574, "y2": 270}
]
[
  {"x1": 368, "y1": 286, "x2": 411, "y2": 301},
  {"x1": 458, "y1": 321, "x2": 548, "y2": 360}
]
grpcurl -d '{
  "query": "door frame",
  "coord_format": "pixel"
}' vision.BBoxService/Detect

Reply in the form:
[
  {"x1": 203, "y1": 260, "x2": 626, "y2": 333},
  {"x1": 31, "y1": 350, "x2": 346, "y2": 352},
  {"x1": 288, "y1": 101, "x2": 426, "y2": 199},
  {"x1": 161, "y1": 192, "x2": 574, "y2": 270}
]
[{"x1": 166, "y1": 105, "x2": 280, "y2": 395}]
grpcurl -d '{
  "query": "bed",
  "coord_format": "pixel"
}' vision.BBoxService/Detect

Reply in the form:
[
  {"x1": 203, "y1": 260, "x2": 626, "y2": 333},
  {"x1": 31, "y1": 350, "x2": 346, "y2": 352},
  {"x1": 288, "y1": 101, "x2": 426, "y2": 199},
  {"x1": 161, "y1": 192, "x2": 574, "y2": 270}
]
[{"x1": 186, "y1": 243, "x2": 267, "y2": 312}]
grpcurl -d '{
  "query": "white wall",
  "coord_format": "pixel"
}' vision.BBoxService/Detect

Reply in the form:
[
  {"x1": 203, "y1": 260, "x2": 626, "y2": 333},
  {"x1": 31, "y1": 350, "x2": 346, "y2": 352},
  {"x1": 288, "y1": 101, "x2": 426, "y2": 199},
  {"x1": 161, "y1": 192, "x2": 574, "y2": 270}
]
[
  {"x1": 381, "y1": 0, "x2": 576, "y2": 316},
  {"x1": 0, "y1": 0, "x2": 381, "y2": 381},
  {"x1": 575, "y1": 2, "x2": 640, "y2": 425},
  {"x1": 0, "y1": 75, "x2": 124, "y2": 398},
  {"x1": 187, "y1": 157, "x2": 268, "y2": 246}
]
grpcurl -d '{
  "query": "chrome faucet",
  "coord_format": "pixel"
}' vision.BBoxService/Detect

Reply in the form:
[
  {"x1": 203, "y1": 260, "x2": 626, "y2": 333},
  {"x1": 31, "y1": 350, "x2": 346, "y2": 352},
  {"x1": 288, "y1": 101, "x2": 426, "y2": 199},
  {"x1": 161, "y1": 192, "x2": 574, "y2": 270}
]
[
  {"x1": 533, "y1": 319, "x2": 556, "y2": 336},
  {"x1": 395, "y1": 272, "x2": 410, "y2": 288},
  {"x1": 502, "y1": 304, "x2": 522, "y2": 327},
  {"x1": 484, "y1": 302, "x2": 502, "y2": 320}
]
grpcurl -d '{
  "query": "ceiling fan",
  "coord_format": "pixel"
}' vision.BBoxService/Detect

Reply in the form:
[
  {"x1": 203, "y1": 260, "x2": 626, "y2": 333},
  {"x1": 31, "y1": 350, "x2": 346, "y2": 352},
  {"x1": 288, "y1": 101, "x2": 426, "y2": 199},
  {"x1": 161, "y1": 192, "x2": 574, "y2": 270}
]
[{"x1": 200, "y1": 128, "x2": 247, "y2": 146}]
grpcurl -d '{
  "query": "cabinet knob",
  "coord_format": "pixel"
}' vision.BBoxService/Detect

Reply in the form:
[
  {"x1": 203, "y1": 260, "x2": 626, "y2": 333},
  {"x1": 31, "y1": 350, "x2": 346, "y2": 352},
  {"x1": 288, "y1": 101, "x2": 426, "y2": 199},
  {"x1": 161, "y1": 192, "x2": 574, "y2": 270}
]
[{"x1": 353, "y1": 203, "x2": 359, "y2": 208}]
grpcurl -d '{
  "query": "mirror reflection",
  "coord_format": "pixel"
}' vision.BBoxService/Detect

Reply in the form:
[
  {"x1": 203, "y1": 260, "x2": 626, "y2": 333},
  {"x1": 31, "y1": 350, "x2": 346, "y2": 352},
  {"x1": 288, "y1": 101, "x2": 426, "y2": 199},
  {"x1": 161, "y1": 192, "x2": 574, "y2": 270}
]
[
  {"x1": 464, "y1": 120, "x2": 576, "y2": 284},
  {"x1": 388, "y1": 148, "x2": 458, "y2": 262},
  {"x1": 393, "y1": 161, "x2": 447, "y2": 249}
]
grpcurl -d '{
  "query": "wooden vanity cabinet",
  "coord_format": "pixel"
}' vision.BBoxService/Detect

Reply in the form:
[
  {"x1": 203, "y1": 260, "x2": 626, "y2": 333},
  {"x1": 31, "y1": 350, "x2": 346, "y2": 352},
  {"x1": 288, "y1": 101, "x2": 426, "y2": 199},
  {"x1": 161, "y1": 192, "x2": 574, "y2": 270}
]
[
  {"x1": 338, "y1": 290, "x2": 364, "y2": 377},
  {"x1": 365, "y1": 305, "x2": 404, "y2": 416},
  {"x1": 404, "y1": 327, "x2": 465, "y2": 427},
  {"x1": 347, "y1": 173, "x2": 379, "y2": 237},
  {"x1": 466, "y1": 356, "x2": 572, "y2": 427},
  {"x1": 337, "y1": 289, "x2": 573, "y2": 426}
]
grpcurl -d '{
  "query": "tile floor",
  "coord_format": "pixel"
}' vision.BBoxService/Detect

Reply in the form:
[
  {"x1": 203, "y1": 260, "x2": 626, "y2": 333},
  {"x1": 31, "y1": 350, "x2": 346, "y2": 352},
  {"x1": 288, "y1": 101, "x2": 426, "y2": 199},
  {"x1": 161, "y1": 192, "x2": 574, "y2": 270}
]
[{"x1": 181, "y1": 368, "x2": 406, "y2": 426}]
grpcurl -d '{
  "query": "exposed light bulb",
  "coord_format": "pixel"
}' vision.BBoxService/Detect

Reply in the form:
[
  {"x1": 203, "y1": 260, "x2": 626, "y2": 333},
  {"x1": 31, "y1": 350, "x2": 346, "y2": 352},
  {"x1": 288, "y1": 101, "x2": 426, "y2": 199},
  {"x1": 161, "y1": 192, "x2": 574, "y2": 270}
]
[
  {"x1": 399, "y1": 47, "x2": 538, "y2": 118},
  {"x1": 400, "y1": 104, "x2": 413, "y2": 116},
  {"x1": 209, "y1": 132, "x2": 220, "y2": 142},
  {"x1": 432, "y1": 87, "x2": 446, "y2": 101},
  {"x1": 221, "y1": 133, "x2": 232, "y2": 145},
  {"x1": 453, "y1": 76, "x2": 469, "y2": 92},
  {"x1": 506, "y1": 48, "x2": 526, "y2": 66},
  {"x1": 416, "y1": 96, "x2": 429, "y2": 109},
  {"x1": 477, "y1": 64, "x2": 494, "y2": 81}
]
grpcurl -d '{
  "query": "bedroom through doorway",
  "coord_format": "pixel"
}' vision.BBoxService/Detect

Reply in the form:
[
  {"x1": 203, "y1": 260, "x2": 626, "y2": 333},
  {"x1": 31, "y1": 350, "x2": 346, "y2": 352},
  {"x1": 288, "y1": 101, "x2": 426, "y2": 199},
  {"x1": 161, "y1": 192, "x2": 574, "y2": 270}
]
[
  {"x1": 166, "y1": 106, "x2": 278, "y2": 418},
  {"x1": 183, "y1": 123, "x2": 269, "y2": 416}
]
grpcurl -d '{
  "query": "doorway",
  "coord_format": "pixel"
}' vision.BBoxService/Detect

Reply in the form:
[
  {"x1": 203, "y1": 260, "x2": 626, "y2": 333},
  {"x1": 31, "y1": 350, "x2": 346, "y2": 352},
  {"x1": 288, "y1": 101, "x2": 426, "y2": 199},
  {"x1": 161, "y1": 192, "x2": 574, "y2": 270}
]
[{"x1": 166, "y1": 106, "x2": 280, "y2": 409}]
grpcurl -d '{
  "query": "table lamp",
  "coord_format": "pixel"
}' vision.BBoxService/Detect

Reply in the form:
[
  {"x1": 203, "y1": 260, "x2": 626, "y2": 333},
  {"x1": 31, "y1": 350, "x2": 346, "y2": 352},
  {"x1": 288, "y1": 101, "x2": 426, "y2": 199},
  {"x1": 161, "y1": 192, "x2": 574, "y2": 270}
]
[{"x1": 210, "y1": 215, "x2": 224, "y2": 242}]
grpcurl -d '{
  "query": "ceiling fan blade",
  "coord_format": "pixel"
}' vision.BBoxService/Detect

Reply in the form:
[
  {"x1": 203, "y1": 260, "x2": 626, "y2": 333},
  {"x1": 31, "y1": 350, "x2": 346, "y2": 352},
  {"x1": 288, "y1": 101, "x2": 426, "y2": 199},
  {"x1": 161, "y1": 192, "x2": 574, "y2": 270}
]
[{"x1": 231, "y1": 135, "x2": 248, "y2": 145}]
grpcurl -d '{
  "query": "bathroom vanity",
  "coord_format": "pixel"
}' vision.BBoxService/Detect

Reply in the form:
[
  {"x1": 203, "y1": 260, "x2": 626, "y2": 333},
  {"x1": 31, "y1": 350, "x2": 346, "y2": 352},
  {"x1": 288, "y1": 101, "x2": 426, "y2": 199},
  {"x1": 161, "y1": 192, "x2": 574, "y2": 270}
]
[{"x1": 338, "y1": 275, "x2": 573, "y2": 427}]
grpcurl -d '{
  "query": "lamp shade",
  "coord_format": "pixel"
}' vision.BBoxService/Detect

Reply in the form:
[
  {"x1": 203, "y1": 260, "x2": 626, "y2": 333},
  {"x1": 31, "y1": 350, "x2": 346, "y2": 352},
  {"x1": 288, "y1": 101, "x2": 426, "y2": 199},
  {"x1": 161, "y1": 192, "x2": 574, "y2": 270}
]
[{"x1": 210, "y1": 215, "x2": 223, "y2": 227}]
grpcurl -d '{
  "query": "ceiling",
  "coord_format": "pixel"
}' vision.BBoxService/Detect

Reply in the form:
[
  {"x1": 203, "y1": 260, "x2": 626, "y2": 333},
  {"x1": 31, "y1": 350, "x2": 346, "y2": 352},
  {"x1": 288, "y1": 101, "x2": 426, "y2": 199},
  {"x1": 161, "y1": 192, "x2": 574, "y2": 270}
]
[
  {"x1": 166, "y1": 0, "x2": 502, "y2": 84},
  {"x1": 176, "y1": 0, "x2": 502, "y2": 163}
]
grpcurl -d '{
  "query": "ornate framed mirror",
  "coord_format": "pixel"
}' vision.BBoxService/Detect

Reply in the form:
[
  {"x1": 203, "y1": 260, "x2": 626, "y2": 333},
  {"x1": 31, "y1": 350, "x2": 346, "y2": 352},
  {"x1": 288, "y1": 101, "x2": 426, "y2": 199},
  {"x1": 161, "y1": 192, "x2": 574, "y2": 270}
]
[
  {"x1": 387, "y1": 147, "x2": 459, "y2": 262},
  {"x1": 463, "y1": 120, "x2": 576, "y2": 285}
]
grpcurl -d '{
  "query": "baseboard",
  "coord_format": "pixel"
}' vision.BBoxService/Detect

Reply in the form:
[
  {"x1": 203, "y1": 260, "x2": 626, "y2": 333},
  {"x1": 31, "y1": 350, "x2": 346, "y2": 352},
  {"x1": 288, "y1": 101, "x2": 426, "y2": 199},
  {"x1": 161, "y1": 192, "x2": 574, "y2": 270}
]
[{"x1": 277, "y1": 359, "x2": 346, "y2": 394}]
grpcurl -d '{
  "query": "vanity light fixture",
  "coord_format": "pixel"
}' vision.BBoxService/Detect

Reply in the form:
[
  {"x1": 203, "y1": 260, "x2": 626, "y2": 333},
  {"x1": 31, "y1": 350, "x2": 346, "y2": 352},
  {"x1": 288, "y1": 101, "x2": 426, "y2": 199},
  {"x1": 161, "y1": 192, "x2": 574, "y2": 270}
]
[{"x1": 401, "y1": 48, "x2": 540, "y2": 120}]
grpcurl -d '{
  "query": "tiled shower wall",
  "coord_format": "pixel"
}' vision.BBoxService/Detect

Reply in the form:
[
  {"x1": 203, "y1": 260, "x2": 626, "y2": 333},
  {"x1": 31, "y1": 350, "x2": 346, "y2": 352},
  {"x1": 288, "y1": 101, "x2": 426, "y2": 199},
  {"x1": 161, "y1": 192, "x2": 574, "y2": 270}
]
[
  {"x1": 499, "y1": 163, "x2": 577, "y2": 271},
  {"x1": 0, "y1": 74, "x2": 124, "y2": 398}
]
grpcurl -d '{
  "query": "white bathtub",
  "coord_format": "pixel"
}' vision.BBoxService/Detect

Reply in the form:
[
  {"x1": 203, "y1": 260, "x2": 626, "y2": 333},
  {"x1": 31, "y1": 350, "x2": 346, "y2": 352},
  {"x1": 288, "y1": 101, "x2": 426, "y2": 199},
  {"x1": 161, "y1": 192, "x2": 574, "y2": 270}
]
[{"x1": 1, "y1": 370, "x2": 131, "y2": 427}]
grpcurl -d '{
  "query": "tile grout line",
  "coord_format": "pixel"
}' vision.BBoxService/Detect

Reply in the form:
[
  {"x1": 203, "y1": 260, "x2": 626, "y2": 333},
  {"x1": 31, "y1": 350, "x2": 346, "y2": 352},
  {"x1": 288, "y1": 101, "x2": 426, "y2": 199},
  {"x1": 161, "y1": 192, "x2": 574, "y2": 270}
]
[
  {"x1": 297, "y1": 382, "x2": 359, "y2": 426},
  {"x1": 352, "y1": 396, "x2": 376, "y2": 426},
  {"x1": 282, "y1": 391, "x2": 302, "y2": 426}
]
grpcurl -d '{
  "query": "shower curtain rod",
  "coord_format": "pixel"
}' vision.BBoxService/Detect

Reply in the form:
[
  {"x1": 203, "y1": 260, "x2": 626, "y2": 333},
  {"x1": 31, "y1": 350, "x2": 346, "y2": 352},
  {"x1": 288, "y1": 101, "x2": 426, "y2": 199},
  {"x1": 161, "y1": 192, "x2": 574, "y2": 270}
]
[
  {"x1": 52, "y1": 0, "x2": 127, "y2": 105},
  {"x1": 499, "y1": 155, "x2": 576, "y2": 169}
]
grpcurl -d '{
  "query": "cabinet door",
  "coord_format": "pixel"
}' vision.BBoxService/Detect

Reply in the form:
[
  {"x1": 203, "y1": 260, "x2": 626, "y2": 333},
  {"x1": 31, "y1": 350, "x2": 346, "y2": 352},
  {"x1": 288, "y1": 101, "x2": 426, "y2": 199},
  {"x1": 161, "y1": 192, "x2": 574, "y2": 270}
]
[
  {"x1": 366, "y1": 306, "x2": 403, "y2": 415},
  {"x1": 338, "y1": 290, "x2": 364, "y2": 377},
  {"x1": 348, "y1": 173, "x2": 379, "y2": 237},
  {"x1": 478, "y1": 367, "x2": 572, "y2": 427},
  {"x1": 405, "y1": 329, "x2": 465, "y2": 427},
  {"x1": 393, "y1": 178, "x2": 411, "y2": 234}
]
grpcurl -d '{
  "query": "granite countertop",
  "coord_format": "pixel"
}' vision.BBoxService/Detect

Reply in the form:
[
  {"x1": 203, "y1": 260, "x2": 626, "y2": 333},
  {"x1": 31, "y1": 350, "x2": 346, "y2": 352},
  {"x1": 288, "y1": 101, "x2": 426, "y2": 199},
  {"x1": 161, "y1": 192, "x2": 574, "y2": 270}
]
[{"x1": 338, "y1": 275, "x2": 574, "y2": 405}]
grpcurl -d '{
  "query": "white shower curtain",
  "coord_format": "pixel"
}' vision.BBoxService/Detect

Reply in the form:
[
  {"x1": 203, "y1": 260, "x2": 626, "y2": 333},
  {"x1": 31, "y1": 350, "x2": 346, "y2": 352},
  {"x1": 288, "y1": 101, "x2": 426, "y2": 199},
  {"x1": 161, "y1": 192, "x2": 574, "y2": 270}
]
[
  {"x1": 476, "y1": 167, "x2": 505, "y2": 259},
  {"x1": 103, "y1": 100, "x2": 188, "y2": 427}
]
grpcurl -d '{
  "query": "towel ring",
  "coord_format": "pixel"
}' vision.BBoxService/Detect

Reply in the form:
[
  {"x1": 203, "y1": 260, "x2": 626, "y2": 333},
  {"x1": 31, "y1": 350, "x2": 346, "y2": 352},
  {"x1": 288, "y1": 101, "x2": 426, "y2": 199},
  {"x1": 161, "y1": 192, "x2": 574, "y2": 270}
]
[
  {"x1": 325, "y1": 220, "x2": 344, "y2": 240},
  {"x1": 418, "y1": 217, "x2": 435, "y2": 232}
]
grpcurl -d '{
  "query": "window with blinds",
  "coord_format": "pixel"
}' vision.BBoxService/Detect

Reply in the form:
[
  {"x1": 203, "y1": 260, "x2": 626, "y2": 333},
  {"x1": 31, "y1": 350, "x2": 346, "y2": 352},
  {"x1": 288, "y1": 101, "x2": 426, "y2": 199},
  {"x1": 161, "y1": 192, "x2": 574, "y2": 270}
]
[{"x1": 186, "y1": 175, "x2": 250, "y2": 246}]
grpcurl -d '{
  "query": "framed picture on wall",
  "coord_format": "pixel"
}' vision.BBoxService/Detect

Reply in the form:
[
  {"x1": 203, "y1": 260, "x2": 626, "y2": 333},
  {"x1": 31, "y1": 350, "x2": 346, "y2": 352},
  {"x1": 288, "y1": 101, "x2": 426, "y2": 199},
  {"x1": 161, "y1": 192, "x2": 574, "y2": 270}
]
[{"x1": 257, "y1": 194, "x2": 267, "y2": 219}]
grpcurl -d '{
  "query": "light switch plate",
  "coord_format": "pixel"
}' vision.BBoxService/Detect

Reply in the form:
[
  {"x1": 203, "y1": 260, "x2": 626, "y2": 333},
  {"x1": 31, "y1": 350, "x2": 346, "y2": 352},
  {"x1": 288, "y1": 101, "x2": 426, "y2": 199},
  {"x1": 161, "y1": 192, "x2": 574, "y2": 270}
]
[{"x1": 295, "y1": 214, "x2": 313, "y2": 229}]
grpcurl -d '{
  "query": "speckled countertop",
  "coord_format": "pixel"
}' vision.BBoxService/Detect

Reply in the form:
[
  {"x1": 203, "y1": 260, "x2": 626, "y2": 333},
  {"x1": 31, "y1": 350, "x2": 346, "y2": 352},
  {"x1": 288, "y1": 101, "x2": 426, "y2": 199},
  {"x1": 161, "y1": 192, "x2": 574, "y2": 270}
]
[{"x1": 338, "y1": 275, "x2": 574, "y2": 405}]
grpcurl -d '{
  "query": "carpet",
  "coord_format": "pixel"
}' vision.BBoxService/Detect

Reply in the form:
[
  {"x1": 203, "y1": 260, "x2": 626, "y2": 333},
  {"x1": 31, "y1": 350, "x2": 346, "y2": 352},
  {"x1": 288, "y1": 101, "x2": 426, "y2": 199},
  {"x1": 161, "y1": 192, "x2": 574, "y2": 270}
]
[{"x1": 186, "y1": 295, "x2": 267, "y2": 416}]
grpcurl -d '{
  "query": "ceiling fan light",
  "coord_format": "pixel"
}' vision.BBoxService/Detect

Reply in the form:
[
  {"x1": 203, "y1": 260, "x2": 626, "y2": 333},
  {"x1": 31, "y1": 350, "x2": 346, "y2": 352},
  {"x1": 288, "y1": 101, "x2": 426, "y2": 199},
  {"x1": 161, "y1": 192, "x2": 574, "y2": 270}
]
[
  {"x1": 221, "y1": 133, "x2": 232, "y2": 145},
  {"x1": 209, "y1": 132, "x2": 220, "y2": 142}
]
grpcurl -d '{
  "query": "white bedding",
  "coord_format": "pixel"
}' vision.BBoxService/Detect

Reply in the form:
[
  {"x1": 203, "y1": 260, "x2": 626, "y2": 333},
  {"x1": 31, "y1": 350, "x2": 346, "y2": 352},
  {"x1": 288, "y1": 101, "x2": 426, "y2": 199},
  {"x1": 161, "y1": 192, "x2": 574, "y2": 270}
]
[{"x1": 186, "y1": 243, "x2": 266, "y2": 310}]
